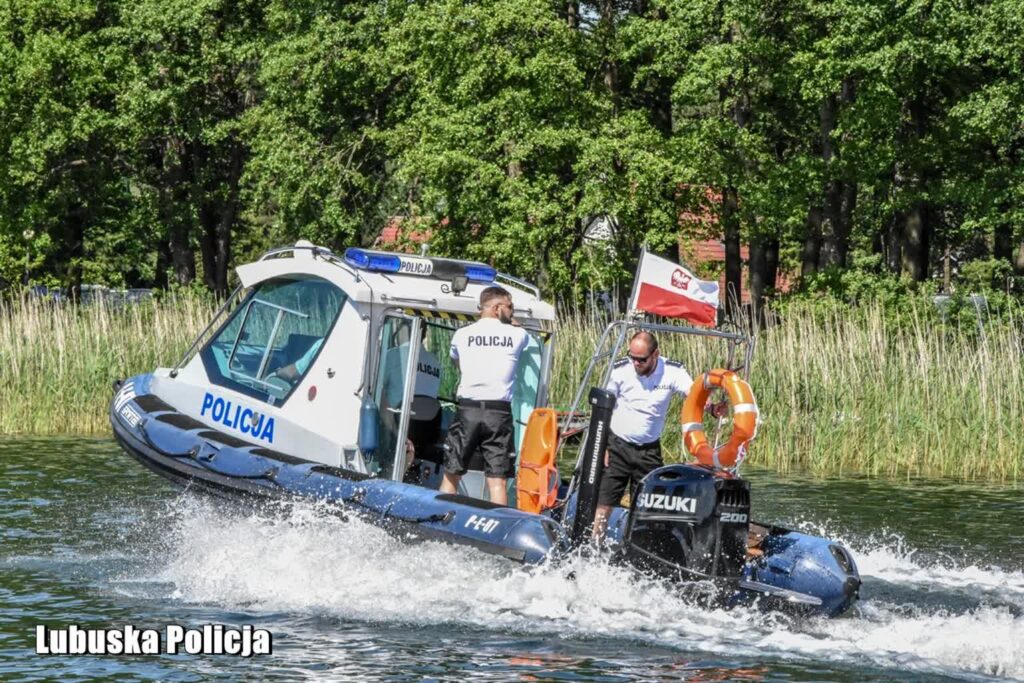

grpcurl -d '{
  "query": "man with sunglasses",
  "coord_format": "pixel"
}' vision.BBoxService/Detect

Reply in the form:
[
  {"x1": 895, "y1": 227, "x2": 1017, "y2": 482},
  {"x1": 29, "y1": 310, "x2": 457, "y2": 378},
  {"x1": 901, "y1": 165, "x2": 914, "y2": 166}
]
[
  {"x1": 593, "y1": 331, "x2": 707, "y2": 542},
  {"x1": 440, "y1": 285, "x2": 530, "y2": 505}
]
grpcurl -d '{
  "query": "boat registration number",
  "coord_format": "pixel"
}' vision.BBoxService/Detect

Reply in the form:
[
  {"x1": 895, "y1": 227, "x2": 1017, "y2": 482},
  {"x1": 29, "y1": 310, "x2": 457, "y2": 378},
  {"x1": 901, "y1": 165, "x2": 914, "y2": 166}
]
[{"x1": 465, "y1": 514, "x2": 500, "y2": 534}]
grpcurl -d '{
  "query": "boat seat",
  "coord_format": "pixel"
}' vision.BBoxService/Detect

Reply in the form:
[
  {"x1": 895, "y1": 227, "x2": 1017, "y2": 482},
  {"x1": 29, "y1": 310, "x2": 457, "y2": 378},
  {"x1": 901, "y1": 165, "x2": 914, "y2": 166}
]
[
  {"x1": 408, "y1": 395, "x2": 443, "y2": 464},
  {"x1": 281, "y1": 333, "x2": 320, "y2": 367}
]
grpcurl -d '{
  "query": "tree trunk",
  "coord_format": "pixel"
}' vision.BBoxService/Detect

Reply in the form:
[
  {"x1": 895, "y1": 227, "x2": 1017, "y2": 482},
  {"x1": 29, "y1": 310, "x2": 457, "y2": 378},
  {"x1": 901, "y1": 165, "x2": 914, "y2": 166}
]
[
  {"x1": 598, "y1": 0, "x2": 618, "y2": 112},
  {"x1": 765, "y1": 237, "x2": 779, "y2": 295},
  {"x1": 722, "y1": 186, "x2": 742, "y2": 319},
  {"x1": 885, "y1": 213, "x2": 901, "y2": 273},
  {"x1": 1015, "y1": 229, "x2": 1024, "y2": 274},
  {"x1": 63, "y1": 204, "x2": 85, "y2": 300},
  {"x1": 748, "y1": 237, "x2": 766, "y2": 323},
  {"x1": 801, "y1": 205, "x2": 823, "y2": 278},
  {"x1": 154, "y1": 240, "x2": 170, "y2": 290},
  {"x1": 901, "y1": 202, "x2": 929, "y2": 281},
  {"x1": 818, "y1": 94, "x2": 838, "y2": 267},
  {"x1": 898, "y1": 98, "x2": 930, "y2": 281},
  {"x1": 164, "y1": 136, "x2": 195, "y2": 287},
  {"x1": 566, "y1": 1, "x2": 579, "y2": 29},
  {"x1": 505, "y1": 141, "x2": 522, "y2": 179},
  {"x1": 994, "y1": 221, "x2": 1013, "y2": 261},
  {"x1": 818, "y1": 78, "x2": 857, "y2": 269},
  {"x1": 199, "y1": 142, "x2": 243, "y2": 297},
  {"x1": 199, "y1": 203, "x2": 217, "y2": 292},
  {"x1": 216, "y1": 143, "x2": 243, "y2": 295},
  {"x1": 837, "y1": 181, "x2": 857, "y2": 267},
  {"x1": 168, "y1": 222, "x2": 196, "y2": 287}
]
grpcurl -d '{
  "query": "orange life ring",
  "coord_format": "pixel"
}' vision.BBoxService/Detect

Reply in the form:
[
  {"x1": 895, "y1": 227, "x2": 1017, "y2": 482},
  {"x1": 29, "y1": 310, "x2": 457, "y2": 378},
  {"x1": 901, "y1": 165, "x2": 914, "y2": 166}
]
[{"x1": 680, "y1": 369, "x2": 759, "y2": 469}]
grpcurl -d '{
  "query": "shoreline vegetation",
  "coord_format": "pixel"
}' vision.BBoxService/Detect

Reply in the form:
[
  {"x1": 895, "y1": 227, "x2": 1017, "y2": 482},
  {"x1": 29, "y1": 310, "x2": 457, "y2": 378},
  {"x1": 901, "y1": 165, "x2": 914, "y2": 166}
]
[{"x1": 1, "y1": 295, "x2": 1020, "y2": 482}]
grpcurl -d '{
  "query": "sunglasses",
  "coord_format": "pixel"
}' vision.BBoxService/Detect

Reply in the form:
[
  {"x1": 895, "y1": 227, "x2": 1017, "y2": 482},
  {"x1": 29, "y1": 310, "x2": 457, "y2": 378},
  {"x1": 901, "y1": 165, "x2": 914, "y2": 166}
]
[{"x1": 628, "y1": 353, "x2": 653, "y2": 363}]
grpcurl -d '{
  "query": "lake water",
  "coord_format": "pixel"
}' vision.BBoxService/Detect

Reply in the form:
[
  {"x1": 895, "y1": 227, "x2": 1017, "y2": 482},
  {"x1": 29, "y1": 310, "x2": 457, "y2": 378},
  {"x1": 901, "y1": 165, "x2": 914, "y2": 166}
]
[{"x1": 1, "y1": 437, "x2": 1022, "y2": 681}]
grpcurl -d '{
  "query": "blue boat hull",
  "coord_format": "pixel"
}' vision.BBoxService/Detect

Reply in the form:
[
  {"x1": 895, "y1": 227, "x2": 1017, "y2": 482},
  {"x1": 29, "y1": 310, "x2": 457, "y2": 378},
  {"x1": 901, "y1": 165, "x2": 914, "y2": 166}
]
[{"x1": 111, "y1": 373, "x2": 860, "y2": 616}]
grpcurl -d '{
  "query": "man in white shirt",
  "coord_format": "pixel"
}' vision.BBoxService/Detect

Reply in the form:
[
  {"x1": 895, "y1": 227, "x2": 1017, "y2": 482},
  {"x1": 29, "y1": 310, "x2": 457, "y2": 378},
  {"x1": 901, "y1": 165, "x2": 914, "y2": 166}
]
[
  {"x1": 440, "y1": 286, "x2": 530, "y2": 505},
  {"x1": 593, "y1": 331, "x2": 708, "y2": 540}
]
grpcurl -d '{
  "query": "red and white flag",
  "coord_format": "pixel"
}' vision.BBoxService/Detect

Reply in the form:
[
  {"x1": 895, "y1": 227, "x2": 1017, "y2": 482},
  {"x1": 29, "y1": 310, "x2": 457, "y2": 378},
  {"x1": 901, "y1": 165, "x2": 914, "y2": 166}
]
[{"x1": 628, "y1": 250, "x2": 719, "y2": 326}]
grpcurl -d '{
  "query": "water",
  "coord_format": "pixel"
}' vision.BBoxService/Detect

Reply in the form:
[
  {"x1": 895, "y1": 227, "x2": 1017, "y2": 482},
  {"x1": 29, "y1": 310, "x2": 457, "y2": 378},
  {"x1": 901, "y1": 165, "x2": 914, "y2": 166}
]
[{"x1": 2, "y1": 437, "x2": 1022, "y2": 681}]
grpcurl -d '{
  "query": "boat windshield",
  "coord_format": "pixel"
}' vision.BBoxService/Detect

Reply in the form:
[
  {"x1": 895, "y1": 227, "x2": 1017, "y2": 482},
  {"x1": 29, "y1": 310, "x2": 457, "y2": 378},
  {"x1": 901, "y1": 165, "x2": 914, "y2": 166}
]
[{"x1": 200, "y1": 275, "x2": 347, "y2": 404}]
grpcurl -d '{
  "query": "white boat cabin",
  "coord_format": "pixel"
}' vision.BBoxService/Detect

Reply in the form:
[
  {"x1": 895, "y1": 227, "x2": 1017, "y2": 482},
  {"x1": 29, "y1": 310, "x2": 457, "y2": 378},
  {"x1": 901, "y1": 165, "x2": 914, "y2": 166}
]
[{"x1": 149, "y1": 241, "x2": 556, "y2": 500}]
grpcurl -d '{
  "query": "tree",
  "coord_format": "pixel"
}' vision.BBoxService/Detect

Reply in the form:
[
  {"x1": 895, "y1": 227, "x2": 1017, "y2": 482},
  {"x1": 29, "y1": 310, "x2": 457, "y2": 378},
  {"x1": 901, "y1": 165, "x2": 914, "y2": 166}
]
[
  {"x1": 0, "y1": 0, "x2": 153, "y2": 292},
  {"x1": 119, "y1": 0, "x2": 264, "y2": 295}
]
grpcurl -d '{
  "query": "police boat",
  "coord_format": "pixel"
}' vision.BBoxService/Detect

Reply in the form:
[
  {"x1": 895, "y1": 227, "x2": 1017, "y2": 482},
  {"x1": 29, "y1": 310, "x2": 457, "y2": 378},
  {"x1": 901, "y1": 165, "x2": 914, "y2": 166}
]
[{"x1": 110, "y1": 242, "x2": 860, "y2": 617}]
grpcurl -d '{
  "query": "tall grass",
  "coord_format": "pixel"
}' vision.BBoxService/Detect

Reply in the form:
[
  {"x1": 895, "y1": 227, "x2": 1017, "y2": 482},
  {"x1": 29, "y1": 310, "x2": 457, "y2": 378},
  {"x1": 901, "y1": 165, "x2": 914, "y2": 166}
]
[
  {"x1": 0, "y1": 295, "x2": 217, "y2": 435},
  {"x1": 551, "y1": 301, "x2": 1023, "y2": 482},
  {"x1": 750, "y1": 302, "x2": 1023, "y2": 481},
  {"x1": 1, "y1": 294, "x2": 1020, "y2": 481}
]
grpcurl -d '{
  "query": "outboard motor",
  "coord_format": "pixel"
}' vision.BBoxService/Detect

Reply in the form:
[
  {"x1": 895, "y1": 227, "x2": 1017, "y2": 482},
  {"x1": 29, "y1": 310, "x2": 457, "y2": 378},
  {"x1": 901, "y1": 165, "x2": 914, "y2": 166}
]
[{"x1": 623, "y1": 464, "x2": 750, "y2": 581}]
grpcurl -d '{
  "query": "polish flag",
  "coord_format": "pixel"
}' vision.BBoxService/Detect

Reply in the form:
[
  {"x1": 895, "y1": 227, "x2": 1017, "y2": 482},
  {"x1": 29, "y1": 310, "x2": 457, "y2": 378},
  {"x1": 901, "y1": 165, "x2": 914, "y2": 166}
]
[{"x1": 629, "y1": 251, "x2": 719, "y2": 326}]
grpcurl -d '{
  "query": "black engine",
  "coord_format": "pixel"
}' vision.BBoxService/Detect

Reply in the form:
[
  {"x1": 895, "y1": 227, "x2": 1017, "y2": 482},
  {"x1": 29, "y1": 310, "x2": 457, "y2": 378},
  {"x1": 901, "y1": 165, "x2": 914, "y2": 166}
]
[{"x1": 622, "y1": 464, "x2": 751, "y2": 581}]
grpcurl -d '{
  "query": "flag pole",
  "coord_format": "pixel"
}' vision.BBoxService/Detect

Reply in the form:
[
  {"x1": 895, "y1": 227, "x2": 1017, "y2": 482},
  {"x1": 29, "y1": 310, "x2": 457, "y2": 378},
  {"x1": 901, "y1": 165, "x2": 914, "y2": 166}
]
[{"x1": 626, "y1": 244, "x2": 647, "y2": 319}]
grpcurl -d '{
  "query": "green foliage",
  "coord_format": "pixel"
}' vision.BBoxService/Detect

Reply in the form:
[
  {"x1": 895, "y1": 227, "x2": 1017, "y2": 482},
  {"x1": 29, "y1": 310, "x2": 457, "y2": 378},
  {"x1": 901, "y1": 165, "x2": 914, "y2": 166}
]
[
  {"x1": 0, "y1": 0, "x2": 1023, "y2": 304},
  {"x1": 959, "y1": 258, "x2": 1013, "y2": 293},
  {"x1": 792, "y1": 254, "x2": 923, "y2": 306}
]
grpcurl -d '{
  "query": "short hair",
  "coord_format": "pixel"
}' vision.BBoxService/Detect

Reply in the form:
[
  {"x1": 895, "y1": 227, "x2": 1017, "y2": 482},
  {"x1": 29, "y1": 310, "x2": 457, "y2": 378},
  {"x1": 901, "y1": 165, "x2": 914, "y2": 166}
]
[
  {"x1": 630, "y1": 331, "x2": 658, "y2": 352},
  {"x1": 479, "y1": 285, "x2": 512, "y2": 308}
]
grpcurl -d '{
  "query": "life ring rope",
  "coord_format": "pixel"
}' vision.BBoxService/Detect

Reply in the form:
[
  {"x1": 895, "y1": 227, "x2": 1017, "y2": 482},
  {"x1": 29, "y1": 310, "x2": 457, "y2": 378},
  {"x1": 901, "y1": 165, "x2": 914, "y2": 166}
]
[{"x1": 680, "y1": 369, "x2": 759, "y2": 469}]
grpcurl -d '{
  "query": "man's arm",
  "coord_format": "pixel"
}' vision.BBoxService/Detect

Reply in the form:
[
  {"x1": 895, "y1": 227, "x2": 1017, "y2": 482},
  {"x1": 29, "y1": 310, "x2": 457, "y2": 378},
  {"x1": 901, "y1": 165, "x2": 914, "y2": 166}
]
[{"x1": 673, "y1": 364, "x2": 726, "y2": 416}]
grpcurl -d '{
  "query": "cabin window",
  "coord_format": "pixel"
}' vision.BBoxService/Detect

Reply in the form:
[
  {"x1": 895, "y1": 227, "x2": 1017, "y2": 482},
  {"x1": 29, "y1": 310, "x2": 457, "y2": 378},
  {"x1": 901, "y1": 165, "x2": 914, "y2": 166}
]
[{"x1": 200, "y1": 275, "x2": 346, "y2": 404}]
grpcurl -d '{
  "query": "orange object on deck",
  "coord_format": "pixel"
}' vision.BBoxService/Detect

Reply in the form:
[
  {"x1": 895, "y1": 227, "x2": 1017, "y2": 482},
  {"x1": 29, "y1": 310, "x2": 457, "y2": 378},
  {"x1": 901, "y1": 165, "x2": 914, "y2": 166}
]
[
  {"x1": 516, "y1": 408, "x2": 560, "y2": 513},
  {"x1": 680, "y1": 369, "x2": 759, "y2": 469}
]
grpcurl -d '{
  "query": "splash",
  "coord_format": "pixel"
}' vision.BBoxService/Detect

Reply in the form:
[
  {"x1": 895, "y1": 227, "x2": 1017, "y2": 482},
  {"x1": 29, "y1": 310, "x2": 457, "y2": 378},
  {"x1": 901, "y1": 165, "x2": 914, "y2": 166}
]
[{"x1": 126, "y1": 496, "x2": 1024, "y2": 681}]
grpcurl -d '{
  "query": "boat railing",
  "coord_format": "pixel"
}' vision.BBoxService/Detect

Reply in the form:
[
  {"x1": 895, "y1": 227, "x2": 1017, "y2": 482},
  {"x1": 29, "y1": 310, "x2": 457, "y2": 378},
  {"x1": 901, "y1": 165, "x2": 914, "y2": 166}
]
[
  {"x1": 495, "y1": 272, "x2": 541, "y2": 299},
  {"x1": 258, "y1": 244, "x2": 363, "y2": 281},
  {"x1": 557, "y1": 318, "x2": 754, "y2": 471}
]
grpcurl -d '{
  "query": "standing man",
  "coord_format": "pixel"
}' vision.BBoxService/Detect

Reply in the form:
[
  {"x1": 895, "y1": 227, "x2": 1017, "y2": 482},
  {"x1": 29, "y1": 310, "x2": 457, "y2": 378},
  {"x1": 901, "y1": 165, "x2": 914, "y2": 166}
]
[
  {"x1": 593, "y1": 331, "x2": 710, "y2": 541},
  {"x1": 440, "y1": 286, "x2": 530, "y2": 505}
]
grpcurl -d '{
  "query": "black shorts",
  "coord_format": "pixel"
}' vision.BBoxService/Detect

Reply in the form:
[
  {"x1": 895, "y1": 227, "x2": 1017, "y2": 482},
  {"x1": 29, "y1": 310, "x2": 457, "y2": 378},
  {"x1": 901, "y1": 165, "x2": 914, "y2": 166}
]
[
  {"x1": 443, "y1": 400, "x2": 515, "y2": 478},
  {"x1": 597, "y1": 432, "x2": 663, "y2": 507}
]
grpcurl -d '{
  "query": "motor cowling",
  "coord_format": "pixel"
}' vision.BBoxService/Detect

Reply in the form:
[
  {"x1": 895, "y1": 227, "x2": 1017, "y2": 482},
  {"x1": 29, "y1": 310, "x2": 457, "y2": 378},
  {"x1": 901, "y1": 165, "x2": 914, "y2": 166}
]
[{"x1": 623, "y1": 464, "x2": 750, "y2": 580}]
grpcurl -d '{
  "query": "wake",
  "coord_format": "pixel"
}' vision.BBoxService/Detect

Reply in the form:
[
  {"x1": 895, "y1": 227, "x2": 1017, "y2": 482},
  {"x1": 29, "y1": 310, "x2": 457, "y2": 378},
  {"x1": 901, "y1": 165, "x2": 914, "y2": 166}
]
[{"x1": 115, "y1": 496, "x2": 1024, "y2": 681}]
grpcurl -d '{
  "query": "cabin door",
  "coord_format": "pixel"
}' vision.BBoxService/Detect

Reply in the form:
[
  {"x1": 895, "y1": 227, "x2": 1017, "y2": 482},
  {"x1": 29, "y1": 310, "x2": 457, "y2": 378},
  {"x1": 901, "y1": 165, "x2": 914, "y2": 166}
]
[{"x1": 371, "y1": 314, "x2": 422, "y2": 480}]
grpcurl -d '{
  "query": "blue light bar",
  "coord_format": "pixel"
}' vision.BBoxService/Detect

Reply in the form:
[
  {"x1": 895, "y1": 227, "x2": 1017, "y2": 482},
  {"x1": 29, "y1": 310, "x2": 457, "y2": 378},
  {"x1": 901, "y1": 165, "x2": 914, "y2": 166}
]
[
  {"x1": 344, "y1": 248, "x2": 402, "y2": 273},
  {"x1": 464, "y1": 264, "x2": 497, "y2": 283},
  {"x1": 345, "y1": 247, "x2": 498, "y2": 284}
]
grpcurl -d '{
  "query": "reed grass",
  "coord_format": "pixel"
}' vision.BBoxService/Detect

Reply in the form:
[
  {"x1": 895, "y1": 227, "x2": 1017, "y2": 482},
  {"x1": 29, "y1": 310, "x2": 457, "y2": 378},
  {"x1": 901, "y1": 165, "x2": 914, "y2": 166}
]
[
  {"x1": 551, "y1": 301, "x2": 1023, "y2": 482},
  {"x1": 0, "y1": 295, "x2": 217, "y2": 435},
  {"x1": 1, "y1": 294, "x2": 1020, "y2": 481},
  {"x1": 747, "y1": 302, "x2": 1024, "y2": 481}
]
